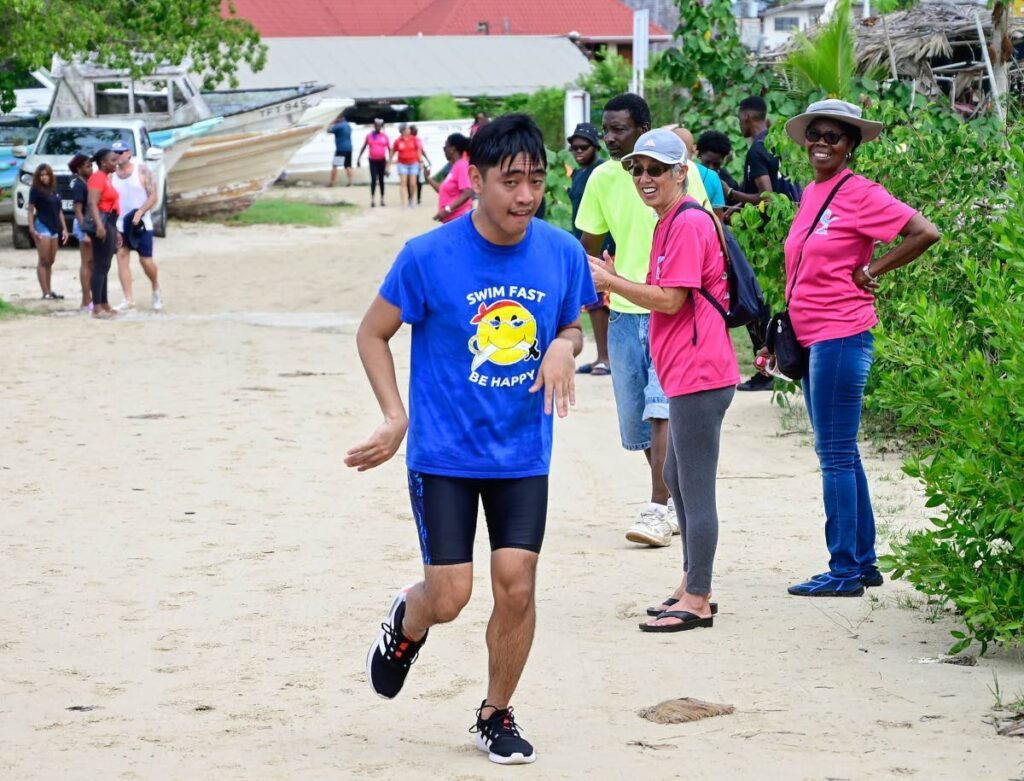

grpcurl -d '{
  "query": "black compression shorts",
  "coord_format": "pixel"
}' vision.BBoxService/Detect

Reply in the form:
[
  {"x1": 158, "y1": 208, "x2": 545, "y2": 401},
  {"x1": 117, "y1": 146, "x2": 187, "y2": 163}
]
[{"x1": 407, "y1": 471, "x2": 548, "y2": 565}]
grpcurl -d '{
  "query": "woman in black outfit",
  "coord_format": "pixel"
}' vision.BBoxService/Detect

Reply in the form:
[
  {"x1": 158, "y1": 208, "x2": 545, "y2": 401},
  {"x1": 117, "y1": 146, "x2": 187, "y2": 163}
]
[
  {"x1": 86, "y1": 149, "x2": 121, "y2": 319},
  {"x1": 68, "y1": 153, "x2": 94, "y2": 311},
  {"x1": 27, "y1": 163, "x2": 68, "y2": 300}
]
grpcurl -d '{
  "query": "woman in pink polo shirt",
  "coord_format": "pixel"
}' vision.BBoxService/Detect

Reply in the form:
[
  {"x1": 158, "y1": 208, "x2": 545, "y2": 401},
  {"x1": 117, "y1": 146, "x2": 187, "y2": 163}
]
[
  {"x1": 426, "y1": 132, "x2": 473, "y2": 223},
  {"x1": 589, "y1": 129, "x2": 739, "y2": 633},
  {"x1": 765, "y1": 100, "x2": 939, "y2": 598},
  {"x1": 357, "y1": 118, "x2": 391, "y2": 208}
]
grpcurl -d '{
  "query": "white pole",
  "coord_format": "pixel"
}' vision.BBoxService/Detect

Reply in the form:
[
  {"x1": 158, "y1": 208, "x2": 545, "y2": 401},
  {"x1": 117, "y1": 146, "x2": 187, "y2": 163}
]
[{"x1": 974, "y1": 10, "x2": 1005, "y2": 123}]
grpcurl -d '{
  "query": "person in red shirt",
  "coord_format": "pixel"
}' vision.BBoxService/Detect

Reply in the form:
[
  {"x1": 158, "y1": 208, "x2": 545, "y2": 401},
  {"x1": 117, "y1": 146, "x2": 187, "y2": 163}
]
[
  {"x1": 390, "y1": 123, "x2": 429, "y2": 208},
  {"x1": 86, "y1": 148, "x2": 122, "y2": 319}
]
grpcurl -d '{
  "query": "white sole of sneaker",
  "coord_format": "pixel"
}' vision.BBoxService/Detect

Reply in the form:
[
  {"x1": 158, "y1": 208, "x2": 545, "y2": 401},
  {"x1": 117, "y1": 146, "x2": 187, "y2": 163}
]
[
  {"x1": 365, "y1": 583, "x2": 416, "y2": 700},
  {"x1": 625, "y1": 530, "x2": 671, "y2": 547},
  {"x1": 475, "y1": 734, "x2": 537, "y2": 765}
]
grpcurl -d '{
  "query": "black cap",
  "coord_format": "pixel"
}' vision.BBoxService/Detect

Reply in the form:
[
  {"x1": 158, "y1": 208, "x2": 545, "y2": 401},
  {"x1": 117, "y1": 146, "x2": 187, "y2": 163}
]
[{"x1": 567, "y1": 122, "x2": 601, "y2": 147}]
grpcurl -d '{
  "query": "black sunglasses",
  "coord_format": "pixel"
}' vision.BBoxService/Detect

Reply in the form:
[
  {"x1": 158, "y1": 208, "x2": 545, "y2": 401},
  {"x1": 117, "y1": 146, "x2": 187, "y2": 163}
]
[
  {"x1": 805, "y1": 127, "x2": 847, "y2": 145},
  {"x1": 569, "y1": 142, "x2": 594, "y2": 152},
  {"x1": 622, "y1": 160, "x2": 673, "y2": 178}
]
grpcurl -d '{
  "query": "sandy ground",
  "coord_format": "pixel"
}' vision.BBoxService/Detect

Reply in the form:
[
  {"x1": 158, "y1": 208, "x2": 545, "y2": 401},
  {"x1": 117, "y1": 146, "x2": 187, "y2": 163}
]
[{"x1": 1, "y1": 191, "x2": 1022, "y2": 780}]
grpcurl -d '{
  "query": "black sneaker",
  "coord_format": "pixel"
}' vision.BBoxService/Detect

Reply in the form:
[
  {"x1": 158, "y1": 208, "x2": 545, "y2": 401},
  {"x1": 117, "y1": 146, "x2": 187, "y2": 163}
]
[
  {"x1": 737, "y1": 372, "x2": 774, "y2": 391},
  {"x1": 471, "y1": 700, "x2": 537, "y2": 765},
  {"x1": 861, "y1": 567, "x2": 884, "y2": 588},
  {"x1": 365, "y1": 586, "x2": 426, "y2": 699}
]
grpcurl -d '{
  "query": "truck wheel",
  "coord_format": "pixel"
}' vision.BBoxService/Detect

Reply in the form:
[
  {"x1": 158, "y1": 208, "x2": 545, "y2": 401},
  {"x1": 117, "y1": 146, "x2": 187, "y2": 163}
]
[
  {"x1": 153, "y1": 187, "x2": 168, "y2": 238},
  {"x1": 12, "y1": 223, "x2": 33, "y2": 249}
]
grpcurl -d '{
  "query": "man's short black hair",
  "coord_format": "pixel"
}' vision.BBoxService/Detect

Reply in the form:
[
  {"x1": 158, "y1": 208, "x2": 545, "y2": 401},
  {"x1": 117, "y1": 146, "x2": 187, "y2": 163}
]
[
  {"x1": 738, "y1": 96, "x2": 767, "y2": 118},
  {"x1": 468, "y1": 113, "x2": 547, "y2": 175},
  {"x1": 696, "y1": 130, "x2": 732, "y2": 157},
  {"x1": 603, "y1": 93, "x2": 652, "y2": 128}
]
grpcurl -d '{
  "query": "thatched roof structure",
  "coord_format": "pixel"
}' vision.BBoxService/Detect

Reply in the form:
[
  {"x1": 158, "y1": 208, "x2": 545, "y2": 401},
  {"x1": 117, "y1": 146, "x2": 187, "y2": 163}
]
[{"x1": 762, "y1": 3, "x2": 1024, "y2": 102}]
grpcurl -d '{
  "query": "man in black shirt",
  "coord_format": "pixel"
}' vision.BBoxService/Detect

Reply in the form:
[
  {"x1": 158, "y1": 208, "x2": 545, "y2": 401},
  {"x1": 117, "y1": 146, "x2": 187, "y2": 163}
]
[
  {"x1": 733, "y1": 96, "x2": 779, "y2": 390},
  {"x1": 567, "y1": 122, "x2": 611, "y2": 376}
]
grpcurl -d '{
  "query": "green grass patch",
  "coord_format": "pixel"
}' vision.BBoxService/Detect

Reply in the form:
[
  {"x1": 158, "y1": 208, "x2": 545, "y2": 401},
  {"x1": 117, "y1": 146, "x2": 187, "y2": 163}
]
[
  {"x1": 229, "y1": 199, "x2": 351, "y2": 227},
  {"x1": 0, "y1": 297, "x2": 27, "y2": 318}
]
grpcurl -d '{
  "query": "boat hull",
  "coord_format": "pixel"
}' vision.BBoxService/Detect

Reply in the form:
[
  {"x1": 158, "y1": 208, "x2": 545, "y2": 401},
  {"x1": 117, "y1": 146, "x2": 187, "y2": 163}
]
[{"x1": 168, "y1": 124, "x2": 321, "y2": 218}]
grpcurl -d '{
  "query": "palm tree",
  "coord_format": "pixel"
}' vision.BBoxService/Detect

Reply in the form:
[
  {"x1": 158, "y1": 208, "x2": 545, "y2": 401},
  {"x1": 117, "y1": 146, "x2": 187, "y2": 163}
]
[{"x1": 784, "y1": 0, "x2": 859, "y2": 99}]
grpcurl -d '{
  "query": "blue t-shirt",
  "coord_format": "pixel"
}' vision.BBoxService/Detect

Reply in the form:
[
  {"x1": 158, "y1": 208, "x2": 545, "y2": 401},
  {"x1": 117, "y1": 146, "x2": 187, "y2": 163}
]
[
  {"x1": 330, "y1": 121, "x2": 352, "y2": 153},
  {"x1": 380, "y1": 215, "x2": 598, "y2": 478},
  {"x1": 697, "y1": 162, "x2": 726, "y2": 208}
]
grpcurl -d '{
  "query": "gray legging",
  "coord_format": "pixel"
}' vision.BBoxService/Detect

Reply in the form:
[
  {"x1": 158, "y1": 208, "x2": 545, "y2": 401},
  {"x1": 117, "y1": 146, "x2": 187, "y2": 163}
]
[{"x1": 663, "y1": 385, "x2": 736, "y2": 596}]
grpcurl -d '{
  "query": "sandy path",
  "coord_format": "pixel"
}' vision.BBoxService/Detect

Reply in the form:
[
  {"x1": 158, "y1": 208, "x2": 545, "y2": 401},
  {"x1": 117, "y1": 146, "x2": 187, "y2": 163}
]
[{"x1": 1, "y1": 198, "x2": 1021, "y2": 779}]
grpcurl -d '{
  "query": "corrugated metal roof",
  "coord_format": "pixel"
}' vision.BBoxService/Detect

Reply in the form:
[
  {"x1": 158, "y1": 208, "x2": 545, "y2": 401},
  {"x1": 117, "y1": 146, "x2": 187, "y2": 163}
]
[
  {"x1": 227, "y1": 0, "x2": 668, "y2": 39},
  {"x1": 229, "y1": 36, "x2": 594, "y2": 99}
]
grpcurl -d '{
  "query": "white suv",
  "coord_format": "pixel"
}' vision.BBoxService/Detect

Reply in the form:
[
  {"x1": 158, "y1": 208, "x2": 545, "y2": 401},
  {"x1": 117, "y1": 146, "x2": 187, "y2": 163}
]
[{"x1": 12, "y1": 118, "x2": 167, "y2": 249}]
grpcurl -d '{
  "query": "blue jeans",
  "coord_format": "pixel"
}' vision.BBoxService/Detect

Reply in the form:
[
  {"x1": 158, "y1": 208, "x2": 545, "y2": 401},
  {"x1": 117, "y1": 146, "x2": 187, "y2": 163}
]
[
  {"x1": 607, "y1": 311, "x2": 669, "y2": 450},
  {"x1": 802, "y1": 331, "x2": 876, "y2": 578}
]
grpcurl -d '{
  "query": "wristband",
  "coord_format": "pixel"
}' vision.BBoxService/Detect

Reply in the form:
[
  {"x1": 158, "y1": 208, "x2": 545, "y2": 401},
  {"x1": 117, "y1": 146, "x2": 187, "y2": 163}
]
[{"x1": 862, "y1": 264, "x2": 878, "y2": 282}]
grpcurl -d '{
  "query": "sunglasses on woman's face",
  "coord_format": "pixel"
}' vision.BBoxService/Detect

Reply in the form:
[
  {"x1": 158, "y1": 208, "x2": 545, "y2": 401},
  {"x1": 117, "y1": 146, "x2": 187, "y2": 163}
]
[
  {"x1": 805, "y1": 127, "x2": 846, "y2": 145},
  {"x1": 623, "y1": 160, "x2": 672, "y2": 178},
  {"x1": 569, "y1": 143, "x2": 593, "y2": 153}
]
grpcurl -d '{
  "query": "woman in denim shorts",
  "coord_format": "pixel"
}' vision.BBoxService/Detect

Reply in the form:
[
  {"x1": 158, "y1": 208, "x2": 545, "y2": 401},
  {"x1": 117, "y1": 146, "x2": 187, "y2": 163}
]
[{"x1": 27, "y1": 163, "x2": 68, "y2": 300}]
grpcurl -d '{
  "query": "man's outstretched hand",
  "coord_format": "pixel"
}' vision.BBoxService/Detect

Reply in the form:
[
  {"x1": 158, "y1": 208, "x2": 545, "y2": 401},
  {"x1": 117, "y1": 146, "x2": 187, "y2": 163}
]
[{"x1": 345, "y1": 417, "x2": 408, "y2": 471}]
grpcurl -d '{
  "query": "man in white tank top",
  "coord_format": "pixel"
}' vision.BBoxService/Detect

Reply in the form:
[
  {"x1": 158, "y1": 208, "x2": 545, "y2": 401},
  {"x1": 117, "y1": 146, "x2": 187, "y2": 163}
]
[{"x1": 111, "y1": 142, "x2": 162, "y2": 311}]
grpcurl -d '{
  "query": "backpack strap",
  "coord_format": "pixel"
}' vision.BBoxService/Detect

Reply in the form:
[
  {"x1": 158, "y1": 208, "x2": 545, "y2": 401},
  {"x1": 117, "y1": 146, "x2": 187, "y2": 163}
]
[
  {"x1": 785, "y1": 172, "x2": 855, "y2": 305},
  {"x1": 667, "y1": 201, "x2": 731, "y2": 320}
]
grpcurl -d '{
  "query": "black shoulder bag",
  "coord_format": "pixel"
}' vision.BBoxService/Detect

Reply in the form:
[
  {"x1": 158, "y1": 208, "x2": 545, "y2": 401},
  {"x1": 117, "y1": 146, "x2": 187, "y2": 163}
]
[{"x1": 766, "y1": 173, "x2": 854, "y2": 381}]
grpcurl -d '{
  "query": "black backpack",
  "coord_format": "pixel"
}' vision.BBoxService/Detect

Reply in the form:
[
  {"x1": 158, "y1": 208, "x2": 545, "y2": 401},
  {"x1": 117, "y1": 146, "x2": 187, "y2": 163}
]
[{"x1": 667, "y1": 201, "x2": 767, "y2": 332}]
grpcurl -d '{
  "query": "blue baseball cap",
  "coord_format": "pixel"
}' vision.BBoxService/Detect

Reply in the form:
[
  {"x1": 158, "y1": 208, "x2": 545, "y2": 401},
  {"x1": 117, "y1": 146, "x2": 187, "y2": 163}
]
[
  {"x1": 621, "y1": 129, "x2": 688, "y2": 166},
  {"x1": 111, "y1": 140, "x2": 131, "y2": 153}
]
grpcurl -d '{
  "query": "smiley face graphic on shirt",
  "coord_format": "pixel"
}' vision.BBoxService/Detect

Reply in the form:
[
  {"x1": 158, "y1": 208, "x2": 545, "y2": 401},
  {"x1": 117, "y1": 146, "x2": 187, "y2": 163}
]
[{"x1": 468, "y1": 299, "x2": 541, "y2": 370}]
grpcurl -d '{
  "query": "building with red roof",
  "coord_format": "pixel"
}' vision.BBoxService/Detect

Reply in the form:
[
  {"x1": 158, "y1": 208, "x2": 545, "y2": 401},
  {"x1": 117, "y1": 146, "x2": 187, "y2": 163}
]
[{"x1": 227, "y1": 0, "x2": 670, "y2": 59}]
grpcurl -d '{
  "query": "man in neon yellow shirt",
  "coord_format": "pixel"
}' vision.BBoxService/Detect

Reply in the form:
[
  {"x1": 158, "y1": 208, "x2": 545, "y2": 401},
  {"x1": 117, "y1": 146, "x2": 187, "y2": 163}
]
[{"x1": 575, "y1": 94, "x2": 708, "y2": 548}]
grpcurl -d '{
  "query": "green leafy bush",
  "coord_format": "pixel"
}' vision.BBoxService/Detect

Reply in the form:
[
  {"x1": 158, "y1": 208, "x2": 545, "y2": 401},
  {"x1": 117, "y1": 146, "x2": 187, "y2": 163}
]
[
  {"x1": 524, "y1": 88, "x2": 566, "y2": 149},
  {"x1": 543, "y1": 148, "x2": 575, "y2": 233},
  {"x1": 418, "y1": 94, "x2": 462, "y2": 121}
]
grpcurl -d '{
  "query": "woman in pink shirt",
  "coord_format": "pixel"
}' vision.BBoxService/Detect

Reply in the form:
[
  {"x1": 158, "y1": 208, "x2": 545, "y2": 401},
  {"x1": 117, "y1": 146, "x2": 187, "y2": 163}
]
[
  {"x1": 764, "y1": 100, "x2": 939, "y2": 598},
  {"x1": 426, "y1": 133, "x2": 474, "y2": 223},
  {"x1": 590, "y1": 129, "x2": 739, "y2": 633},
  {"x1": 357, "y1": 118, "x2": 391, "y2": 208}
]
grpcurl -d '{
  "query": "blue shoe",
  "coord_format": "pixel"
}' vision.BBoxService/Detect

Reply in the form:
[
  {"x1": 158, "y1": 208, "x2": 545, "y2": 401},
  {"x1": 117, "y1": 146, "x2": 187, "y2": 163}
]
[
  {"x1": 810, "y1": 568, "x2": 884, "y2": 588},
  {"x1": 789, "y1": 573, "x2": 865, "y2": 597}
]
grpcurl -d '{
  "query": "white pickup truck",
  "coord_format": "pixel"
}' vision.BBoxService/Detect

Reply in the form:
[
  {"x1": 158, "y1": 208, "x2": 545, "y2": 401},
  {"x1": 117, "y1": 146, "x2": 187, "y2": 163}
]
[{"x1": 12, "y1": 118, "x2": 167, "y2": 249}]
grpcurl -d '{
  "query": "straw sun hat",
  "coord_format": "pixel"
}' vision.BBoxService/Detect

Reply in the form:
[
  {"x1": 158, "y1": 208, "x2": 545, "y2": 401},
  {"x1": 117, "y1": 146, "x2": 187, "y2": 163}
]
[{"x1": 784, "y1": 98, "x2": 884, "y2": 144}]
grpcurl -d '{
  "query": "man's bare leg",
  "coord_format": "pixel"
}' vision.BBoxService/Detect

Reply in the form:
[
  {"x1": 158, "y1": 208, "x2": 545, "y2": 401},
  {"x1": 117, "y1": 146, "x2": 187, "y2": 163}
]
[
  {"x1": 588, "y1": 306, "x2": 610, "y2": 367},
  {"x1": 401, "y1": 563, "x2": 473, "y2": 641},
  {"x1": 116, "y1": 247, "x2": 135, "y2": 306},
  {"x1": 647, "y1": 418, "x2": 670, "y2": 505},
  {"x1": 481, "y1": 549, "x2": 538, "y2": 714}
]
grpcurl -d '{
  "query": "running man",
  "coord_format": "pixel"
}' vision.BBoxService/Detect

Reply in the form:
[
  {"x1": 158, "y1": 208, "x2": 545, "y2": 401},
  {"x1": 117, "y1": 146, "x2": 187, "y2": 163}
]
[
  {"x1": 347, "y1": 113, "x2": 596, "y2": 766},
  {"x1": 111, "y1": 141, "x2": 162, "y2": 311}
]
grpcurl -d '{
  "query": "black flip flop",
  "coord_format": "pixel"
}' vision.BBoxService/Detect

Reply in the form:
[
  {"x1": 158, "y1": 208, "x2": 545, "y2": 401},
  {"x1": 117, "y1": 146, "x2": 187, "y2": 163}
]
[
  {"x1": 639, "y1": 610, "x2": 713, "y2": 633},
  {"x1": 576, "y1": 362, "x2": 595, "y2": 374},
  {"x1": 646, "y1": 598, "x2": 718, "y2": 617}
]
